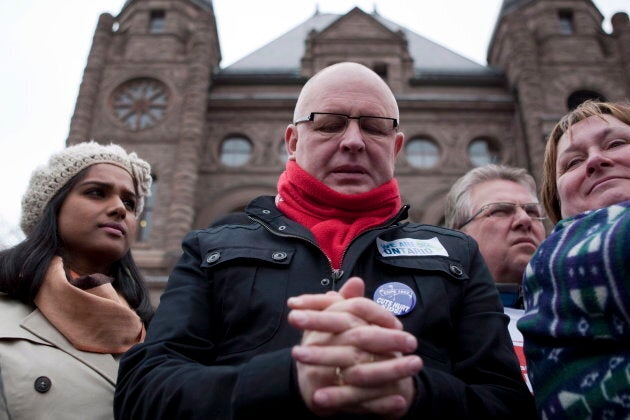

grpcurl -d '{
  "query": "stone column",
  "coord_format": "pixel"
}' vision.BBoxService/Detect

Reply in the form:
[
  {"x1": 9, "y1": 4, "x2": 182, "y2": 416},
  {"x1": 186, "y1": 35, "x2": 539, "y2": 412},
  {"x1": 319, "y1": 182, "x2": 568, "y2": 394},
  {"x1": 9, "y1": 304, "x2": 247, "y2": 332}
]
[
  {"x1": 500, "y1": 19, "x2": 546, "y2": 184},
  {"x1": 612, "y1": 12, "x2": 630, "y2": 95},
  {"x1": 67, "y1": 13, "x2": 113, "y2": 145},
  {"x1": 165, "y1": 24, "x2": 215, "y2": 254}
]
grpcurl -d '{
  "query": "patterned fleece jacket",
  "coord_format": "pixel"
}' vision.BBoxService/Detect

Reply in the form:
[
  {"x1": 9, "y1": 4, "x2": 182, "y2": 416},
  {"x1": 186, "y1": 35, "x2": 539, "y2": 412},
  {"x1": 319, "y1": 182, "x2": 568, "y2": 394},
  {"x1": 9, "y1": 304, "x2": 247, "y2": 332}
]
[{"x1": 518, "y1": 200, "x2": 630, "y2": 419}]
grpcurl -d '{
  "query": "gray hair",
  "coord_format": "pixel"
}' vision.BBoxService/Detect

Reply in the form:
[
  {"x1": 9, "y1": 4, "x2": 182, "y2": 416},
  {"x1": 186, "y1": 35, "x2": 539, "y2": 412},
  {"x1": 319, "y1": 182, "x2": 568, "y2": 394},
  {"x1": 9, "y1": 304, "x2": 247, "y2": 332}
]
[{"x1": 444, "y1": 164, "x2": 538, "y2": 229}]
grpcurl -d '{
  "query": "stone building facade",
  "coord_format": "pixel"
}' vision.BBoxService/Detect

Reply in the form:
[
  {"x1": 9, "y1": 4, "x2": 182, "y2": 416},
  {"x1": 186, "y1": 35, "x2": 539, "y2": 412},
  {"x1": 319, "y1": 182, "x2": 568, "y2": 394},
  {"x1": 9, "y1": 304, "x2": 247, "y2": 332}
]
[{"x1": 66, "y1": 0, "x2": 630, "y2": 303}]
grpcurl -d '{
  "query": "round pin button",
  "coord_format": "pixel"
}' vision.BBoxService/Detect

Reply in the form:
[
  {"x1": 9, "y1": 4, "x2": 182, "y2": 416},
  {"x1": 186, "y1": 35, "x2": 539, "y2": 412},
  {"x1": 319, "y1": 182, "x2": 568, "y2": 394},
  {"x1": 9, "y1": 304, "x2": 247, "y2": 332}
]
[{"x1": 373, "y1": 282, "x2": 416, "y2": 316}]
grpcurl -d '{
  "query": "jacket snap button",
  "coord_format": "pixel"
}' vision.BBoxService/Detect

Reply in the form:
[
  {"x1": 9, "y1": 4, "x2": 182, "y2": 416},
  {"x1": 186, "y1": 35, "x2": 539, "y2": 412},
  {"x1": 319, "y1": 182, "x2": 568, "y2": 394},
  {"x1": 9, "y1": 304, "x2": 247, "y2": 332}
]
[
  {"x1": 272, "y1": 251, "x2": 287, "y2": 261},
  {"x1": 320, "y1": 278, "x2": 330, "y2": 286},
  {"x1": 278, "y1": 225, "x2": 287, "y2": 231},
  {"x1": 449, "y1": 265, "x2": 463, "y2": 276},
  {"x1": 34, "y1": 376, "x2": 51, "y2": 393},
  {"x1": 206, "y1": 252, "x2": 220, "y2": 263},
  {"x1": 262, "y1": 210, "x2": 271, "y2": 214}
]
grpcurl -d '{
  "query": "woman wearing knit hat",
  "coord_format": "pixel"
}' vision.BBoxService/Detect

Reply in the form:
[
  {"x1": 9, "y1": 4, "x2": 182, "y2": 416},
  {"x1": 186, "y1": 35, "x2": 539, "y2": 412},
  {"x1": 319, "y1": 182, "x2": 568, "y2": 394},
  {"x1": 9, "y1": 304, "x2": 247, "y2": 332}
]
[{"x1": 0, "y1": 141, "x2": 154, "y2": 419}]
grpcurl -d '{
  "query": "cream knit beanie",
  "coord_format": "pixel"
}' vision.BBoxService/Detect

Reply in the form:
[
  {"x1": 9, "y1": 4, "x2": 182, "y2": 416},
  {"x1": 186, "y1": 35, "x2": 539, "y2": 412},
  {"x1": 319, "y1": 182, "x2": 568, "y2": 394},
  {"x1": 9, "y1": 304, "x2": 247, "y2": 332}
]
[{"x1": 20, "y1": 141, "x2": 152, "y2": 235}]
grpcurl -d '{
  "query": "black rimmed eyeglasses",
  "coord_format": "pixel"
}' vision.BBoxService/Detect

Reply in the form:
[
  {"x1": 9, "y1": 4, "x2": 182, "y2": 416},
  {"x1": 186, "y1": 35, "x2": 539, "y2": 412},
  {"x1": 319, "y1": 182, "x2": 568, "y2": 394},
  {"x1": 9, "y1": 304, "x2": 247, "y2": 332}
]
[
  {"x1": 458, "y1": 202, "x2": 547, "y2": 229},
  {"x1": 293, "y1": 112, "x2": 399, "y2": 139}
]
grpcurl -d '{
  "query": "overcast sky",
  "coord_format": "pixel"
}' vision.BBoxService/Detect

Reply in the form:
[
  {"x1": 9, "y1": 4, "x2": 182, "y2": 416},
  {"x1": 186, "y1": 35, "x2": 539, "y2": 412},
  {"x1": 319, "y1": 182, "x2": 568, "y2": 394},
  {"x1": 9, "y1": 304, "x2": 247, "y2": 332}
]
[{"x1": 1, "y1": 0, "x2": 628, "y2": 243}]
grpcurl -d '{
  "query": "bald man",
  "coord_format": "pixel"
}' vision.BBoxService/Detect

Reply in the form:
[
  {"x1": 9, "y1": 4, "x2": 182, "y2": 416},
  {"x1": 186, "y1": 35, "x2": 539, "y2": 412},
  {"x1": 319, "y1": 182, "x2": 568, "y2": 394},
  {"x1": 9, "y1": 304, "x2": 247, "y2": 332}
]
[{"x1": 115, "y1": 62, "x2": 535, "y2": 419}]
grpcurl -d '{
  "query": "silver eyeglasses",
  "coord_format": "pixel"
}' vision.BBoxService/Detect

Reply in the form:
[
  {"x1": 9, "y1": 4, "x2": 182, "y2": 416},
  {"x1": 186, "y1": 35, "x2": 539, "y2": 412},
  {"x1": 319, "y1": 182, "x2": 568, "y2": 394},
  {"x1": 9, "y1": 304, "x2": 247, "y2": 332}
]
[
  {"x1": 293, "y1": 112, "x2": 398, "y2": 140},
  {"x1": 458, "y1": 202, "x2": 547, "y2": 229}
]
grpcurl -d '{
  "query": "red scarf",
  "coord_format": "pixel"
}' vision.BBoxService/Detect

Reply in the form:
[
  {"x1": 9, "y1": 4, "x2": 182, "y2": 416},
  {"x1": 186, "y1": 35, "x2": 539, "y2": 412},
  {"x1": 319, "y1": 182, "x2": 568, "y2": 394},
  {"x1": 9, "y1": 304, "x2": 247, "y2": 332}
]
[{"x1": 276, "y1": 161, "x2": 401, "y2": 269}]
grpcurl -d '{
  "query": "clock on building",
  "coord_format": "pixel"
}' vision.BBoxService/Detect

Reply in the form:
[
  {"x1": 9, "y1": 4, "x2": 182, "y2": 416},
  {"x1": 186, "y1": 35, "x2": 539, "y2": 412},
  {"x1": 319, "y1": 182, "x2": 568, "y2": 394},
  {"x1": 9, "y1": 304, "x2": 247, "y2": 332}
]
[{"x1": 111, "y1": 78, "x2": 169, "y2": 131}]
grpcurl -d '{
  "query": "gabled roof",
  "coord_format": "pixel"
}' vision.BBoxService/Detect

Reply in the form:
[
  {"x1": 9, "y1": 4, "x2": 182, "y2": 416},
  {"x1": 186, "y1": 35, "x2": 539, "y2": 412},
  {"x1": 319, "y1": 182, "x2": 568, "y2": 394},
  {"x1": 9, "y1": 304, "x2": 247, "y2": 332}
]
[
  {"x1": 221, "y1": 13, "x2": 339, "y2": 75},
  {"x1": 373, "y1": 14, "x2": 488, "y2": 74},
  {"x1": 221, "y1": 9, "x2": 495, "y2": 77}
]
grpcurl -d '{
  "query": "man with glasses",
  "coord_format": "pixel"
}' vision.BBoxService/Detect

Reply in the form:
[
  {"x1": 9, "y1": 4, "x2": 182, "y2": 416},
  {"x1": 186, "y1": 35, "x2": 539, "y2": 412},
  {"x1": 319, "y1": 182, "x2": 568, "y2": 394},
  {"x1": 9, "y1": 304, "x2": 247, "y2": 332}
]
[
  {"x1": 445, "y1": 163, "x2": 547, "y2": 392},
  {"x1": 115, "y1": 62, "x2": 535, "y2": 419}
]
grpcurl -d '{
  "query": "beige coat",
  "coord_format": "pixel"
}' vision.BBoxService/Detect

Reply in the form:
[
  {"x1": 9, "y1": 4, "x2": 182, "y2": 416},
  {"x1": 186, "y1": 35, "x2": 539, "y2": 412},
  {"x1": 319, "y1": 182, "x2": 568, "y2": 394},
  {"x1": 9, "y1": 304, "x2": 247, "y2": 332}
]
[{"x1": 0, "y1": 294, "x2": 119, "y2": 420}]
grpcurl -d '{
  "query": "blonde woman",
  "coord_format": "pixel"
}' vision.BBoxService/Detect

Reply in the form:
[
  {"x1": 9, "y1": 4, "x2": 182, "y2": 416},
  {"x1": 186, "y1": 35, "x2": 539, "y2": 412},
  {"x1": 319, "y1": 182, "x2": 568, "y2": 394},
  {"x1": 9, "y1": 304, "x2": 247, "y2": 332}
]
[{"x1": 518, "y1": 100, "x2": 630, "y2": 418}]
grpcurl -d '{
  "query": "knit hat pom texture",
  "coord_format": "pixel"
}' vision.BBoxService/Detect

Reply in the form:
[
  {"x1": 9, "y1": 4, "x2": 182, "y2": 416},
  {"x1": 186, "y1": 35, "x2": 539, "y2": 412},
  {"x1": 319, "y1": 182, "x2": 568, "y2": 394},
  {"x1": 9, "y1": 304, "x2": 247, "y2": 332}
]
[{"x1": 20, "y1": 141, "x2": 152, "y2": 235}]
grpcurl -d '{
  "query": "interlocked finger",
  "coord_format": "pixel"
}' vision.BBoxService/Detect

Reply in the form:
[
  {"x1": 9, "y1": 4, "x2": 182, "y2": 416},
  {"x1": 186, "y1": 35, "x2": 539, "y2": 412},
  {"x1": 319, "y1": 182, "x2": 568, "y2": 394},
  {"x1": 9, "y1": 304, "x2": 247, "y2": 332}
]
[{"x1": 292, "y1": 344, "x2": 389, "y2": 368}]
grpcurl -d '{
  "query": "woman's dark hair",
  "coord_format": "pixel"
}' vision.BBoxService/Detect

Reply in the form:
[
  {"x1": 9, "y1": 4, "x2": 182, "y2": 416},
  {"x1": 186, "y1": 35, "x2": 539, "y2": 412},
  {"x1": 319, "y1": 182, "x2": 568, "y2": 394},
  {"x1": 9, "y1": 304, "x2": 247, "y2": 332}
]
[{"x1": 0, "y1": 166, "x2": 153, "y2": 326}]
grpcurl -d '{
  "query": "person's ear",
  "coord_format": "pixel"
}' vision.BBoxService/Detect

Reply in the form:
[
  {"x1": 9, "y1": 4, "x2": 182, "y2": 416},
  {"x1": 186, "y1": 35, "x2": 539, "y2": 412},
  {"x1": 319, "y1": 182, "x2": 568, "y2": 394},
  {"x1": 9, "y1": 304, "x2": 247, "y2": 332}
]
[
  {"x1": 394, "y1": 132, "x2": 404, "y2": 156},
  {"x1": 285, "y1": 124, "x2": 298, "y2": 160}
]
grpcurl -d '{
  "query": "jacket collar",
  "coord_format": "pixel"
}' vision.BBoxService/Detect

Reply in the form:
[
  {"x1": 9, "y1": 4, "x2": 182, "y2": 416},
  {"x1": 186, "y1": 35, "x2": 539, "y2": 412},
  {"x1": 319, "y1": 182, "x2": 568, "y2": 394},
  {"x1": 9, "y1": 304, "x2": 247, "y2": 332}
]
[
  {"x1": 0, "y1": 295, "x2": 118, "y2": 385},
  {"x1": 246, "y1": 195, "x2": 410, "y2": 231}
]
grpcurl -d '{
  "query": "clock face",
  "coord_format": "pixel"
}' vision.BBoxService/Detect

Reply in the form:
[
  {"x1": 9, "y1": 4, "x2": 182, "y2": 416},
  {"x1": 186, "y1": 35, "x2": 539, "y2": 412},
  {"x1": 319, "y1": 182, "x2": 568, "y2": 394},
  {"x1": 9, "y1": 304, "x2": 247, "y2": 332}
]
[{"x1": 111, "y1": 78, "x2": 169, "y2": 131}]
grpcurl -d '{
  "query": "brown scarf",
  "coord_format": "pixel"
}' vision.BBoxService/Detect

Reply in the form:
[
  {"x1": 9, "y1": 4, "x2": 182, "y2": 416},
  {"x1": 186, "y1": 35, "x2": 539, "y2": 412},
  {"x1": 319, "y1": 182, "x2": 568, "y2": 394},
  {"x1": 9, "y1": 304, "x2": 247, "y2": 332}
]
[
  {"x1": 276, "y1": 161, "x2": 401, "y2": 269},
  {"x1": 34, "y1": 256, "x2": 146, "y2": 354}
]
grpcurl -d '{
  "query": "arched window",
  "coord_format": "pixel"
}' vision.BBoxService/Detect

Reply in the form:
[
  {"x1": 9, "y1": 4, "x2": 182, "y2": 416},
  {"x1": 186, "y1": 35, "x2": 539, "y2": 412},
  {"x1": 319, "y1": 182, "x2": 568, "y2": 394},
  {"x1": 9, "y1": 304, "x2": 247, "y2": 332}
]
[
  {"x1": 558, "y1": 10, "x2": 574, "y2": 35},
  {"x1": 149, "y1": 10, "x2": 166, "y2": 33},
  {"x1": 137, "y1": 174, "x2": 157, "y2": 242},
  {"x1": 405, "y1": 138, "x2": 440, "y2": 168},
  {"x1": 220, "y1": 137, "x2": 252, "y2": 167},
  {"x1": 278, "y1": 139, "x2": 288, "y2": 163},
  {"x1": 373, "y1": 62, "x2": 388, "y2": 80},
  {"x1": 468, "y1": 138, "x2": 500, "y2": 166},
  {"x1": 567, "y1": 90, "x2": 606, "y2": 110}
]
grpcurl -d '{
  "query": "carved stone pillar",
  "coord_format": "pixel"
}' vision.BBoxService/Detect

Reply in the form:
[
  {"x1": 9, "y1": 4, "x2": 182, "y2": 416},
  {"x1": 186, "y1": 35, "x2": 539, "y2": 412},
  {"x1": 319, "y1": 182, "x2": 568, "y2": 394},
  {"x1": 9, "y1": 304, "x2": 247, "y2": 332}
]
[
  {"x1": 67, "y1": 13, "x2": 113, "y2": 145},
  {"x1": 165, "y1": 25, "x2": 214, "y2": 253}
]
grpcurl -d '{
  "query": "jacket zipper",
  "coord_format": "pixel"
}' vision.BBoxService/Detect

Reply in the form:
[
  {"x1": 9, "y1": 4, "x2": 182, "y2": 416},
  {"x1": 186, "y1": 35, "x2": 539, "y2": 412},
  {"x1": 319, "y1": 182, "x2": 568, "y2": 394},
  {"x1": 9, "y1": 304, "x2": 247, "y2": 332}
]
[{"x1": 247, "y1": 214, "x2": 338, "y2": 278}]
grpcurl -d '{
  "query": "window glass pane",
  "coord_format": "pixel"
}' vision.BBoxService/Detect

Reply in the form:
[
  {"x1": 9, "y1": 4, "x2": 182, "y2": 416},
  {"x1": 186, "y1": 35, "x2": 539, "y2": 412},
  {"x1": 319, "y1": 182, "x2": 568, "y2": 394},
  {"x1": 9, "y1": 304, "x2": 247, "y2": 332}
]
[
  {"x1": 137, "y1": 177, "x2": 157, "y2": 242},
  {"x1": 558, "y1": 11, "x2": 574, "y2": 35},
  {"x1": 278, "y1": 140, "x2": 288, "y2": 163},
  {"x1": 220, "y1": 137, "x2": 252, "y2": 167},
  {"x1": 469, "y1": 139, "x2": 500, "y2": 166},
  {"x1": 149, "y1": 10, "x2": 165, "y2": 33},
  {"x1": 405, "y1": 138, "x2": 440, "y2": 168}
]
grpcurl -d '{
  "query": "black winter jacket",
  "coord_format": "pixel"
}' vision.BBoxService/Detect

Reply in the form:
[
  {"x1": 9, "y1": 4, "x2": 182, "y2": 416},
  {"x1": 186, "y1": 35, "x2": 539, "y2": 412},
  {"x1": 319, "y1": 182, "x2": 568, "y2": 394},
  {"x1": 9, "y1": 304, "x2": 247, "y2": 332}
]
[{"x1": 115, "y1": 196, "x2": 536, "y2": 419}]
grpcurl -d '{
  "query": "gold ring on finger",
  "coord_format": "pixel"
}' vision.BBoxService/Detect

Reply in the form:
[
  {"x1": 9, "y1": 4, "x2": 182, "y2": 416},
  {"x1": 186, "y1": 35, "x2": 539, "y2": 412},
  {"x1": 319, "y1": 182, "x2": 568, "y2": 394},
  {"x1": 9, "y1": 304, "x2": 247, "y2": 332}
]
[{"x1": 335, "y1": 366, "x2": 345, "y2": 386}]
